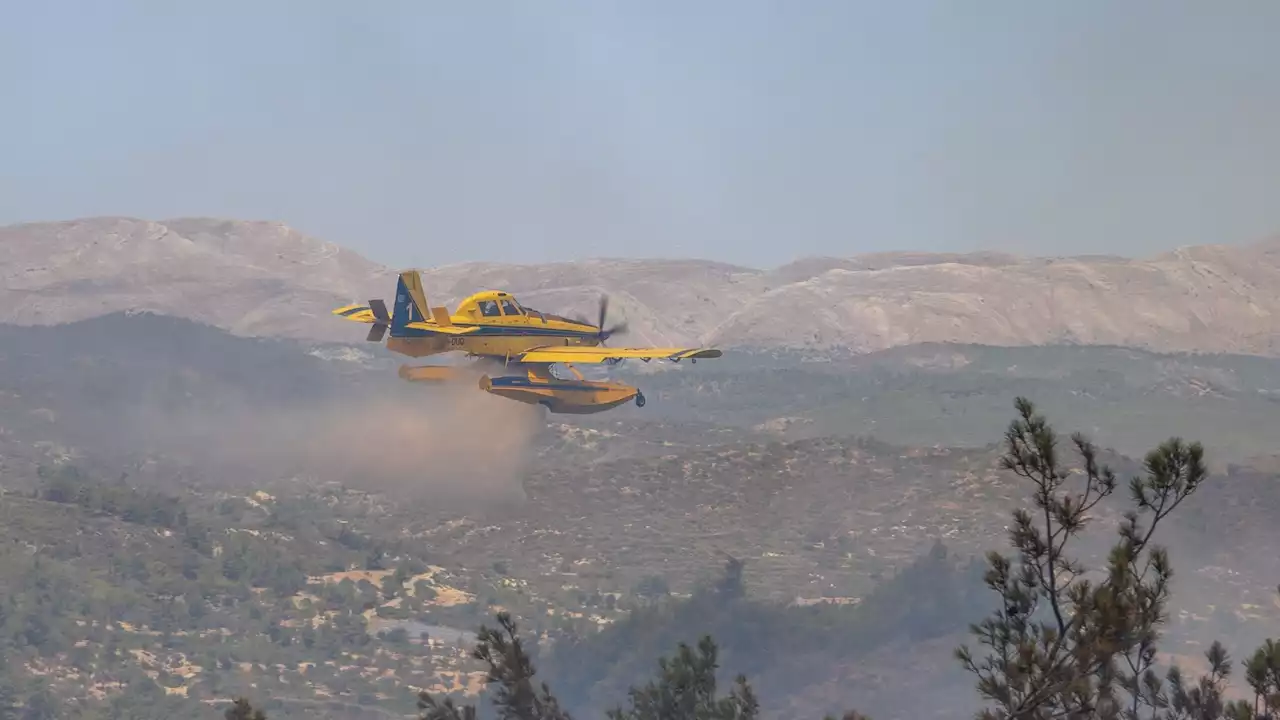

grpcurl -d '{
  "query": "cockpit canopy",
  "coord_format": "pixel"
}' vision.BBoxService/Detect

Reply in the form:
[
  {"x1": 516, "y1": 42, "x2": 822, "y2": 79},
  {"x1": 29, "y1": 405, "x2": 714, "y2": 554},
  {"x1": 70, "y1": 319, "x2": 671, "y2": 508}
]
[
  {"x1": 474, "y1": 294, "x2": 524, "y2": 318},
  {"x1": 462, "y1": 291, "x2": 584, "y2": 325}
]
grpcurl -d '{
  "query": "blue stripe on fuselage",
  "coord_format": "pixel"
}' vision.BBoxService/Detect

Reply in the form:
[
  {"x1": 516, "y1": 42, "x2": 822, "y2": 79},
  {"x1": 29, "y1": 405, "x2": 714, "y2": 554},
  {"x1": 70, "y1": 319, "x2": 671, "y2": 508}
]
[{"x1": 390, "y1": 323, "x2": 598, "y2": 339}]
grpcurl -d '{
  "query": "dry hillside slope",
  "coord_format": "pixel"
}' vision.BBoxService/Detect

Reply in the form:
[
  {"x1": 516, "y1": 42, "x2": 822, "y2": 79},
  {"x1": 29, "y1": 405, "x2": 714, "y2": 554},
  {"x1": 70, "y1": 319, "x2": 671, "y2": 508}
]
[
  {"x1": 0, "y1": 216, "x2": 390, "y2": 342},
  {"x1": 719, "y1": 241, "x2": 1280, "y2": 355},
  {"x1": 3, "y1": 216, "x2": 1279, "y2": 355}
]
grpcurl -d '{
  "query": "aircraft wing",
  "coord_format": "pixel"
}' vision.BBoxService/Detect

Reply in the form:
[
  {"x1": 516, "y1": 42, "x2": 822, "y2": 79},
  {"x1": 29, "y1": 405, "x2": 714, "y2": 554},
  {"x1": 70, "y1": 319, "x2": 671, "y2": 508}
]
[
  {"x1": 511, "y1": 346, "x2": 722, "y2": 364},
  {"x1": 404, "y1": 321, "x2": 481, "y2": 336}
]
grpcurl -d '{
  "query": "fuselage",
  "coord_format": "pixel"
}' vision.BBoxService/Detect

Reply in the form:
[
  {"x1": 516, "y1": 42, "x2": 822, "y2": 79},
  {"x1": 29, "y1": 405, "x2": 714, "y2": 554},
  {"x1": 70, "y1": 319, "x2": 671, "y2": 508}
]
[{"x1": 386, "y1": 289, "x2": 603, "y2": 361}]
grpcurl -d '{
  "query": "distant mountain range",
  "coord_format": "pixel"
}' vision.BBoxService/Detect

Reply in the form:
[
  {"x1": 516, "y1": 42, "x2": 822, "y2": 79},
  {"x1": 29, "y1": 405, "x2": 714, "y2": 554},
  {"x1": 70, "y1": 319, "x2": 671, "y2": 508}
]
[{"x1": 3, "y1": 216, "x2": 1279, "y2": 356}]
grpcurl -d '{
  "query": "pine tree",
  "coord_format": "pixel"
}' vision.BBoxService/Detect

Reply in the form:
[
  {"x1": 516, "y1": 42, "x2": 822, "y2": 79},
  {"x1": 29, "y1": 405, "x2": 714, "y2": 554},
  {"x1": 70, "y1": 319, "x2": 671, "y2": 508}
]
[
  {"x1": 0, "y1": 683, "x2": 17, "y2": 720},
  {"x1": 418, "y1": 695, "x2": 478, "y2": 720},
  {"x1": 606, "y1": 635, "x2": 758, "y2": 720},
  {"x1": 415, "y1": 607, "x2": 873, "y2": 720},
  {"x1": 224, "y1": 697, "x2": 267, "y2": 720},
  {"x1": 955, "y1": 397, "x2": 1236, "y2": 719},
  {"x1": 417, "y1": 611, "x2": 570, "y2": 720}
]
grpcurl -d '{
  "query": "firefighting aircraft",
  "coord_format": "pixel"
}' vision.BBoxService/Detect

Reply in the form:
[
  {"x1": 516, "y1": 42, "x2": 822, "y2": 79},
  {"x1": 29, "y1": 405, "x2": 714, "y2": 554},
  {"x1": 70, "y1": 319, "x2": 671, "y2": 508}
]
[{"x1": 332, "y1": 270, "x2": 721, "y2": 414}]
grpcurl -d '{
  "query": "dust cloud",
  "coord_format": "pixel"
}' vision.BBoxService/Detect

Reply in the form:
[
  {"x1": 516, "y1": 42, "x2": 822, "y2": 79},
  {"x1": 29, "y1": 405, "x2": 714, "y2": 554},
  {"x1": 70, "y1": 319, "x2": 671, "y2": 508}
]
[{"x1": 126, "y1": 382, "x2": 545, "y2": 508}]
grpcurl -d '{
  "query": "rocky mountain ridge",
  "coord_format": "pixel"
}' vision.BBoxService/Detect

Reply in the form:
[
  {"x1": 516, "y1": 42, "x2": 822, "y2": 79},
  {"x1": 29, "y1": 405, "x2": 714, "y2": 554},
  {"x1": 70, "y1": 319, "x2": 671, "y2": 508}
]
[{"x1": 3, "y1": 216, "x2": 1279, "y2": 355}]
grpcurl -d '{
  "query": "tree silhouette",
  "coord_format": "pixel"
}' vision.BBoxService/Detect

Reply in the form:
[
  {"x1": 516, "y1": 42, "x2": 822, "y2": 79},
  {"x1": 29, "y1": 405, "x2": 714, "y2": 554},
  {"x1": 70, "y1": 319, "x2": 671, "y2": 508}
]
[
  {"x1": 954, "y1": 397, "x2": 1268, "y2": 720},
  {"x1": 606, "y1": 635, "x2": 758, "y2": 720},
  {"x1": 416, "y1": 609, "x2": 868, "y2": 720},
  {"x1": 418, "y1": 611, "x2": 570, "y2": 720},
  {"x1": 224, "y1": 697, "x2": 267, "y2": 720},
  {"x1": 1238, "y1": 638, "x2": 1280, "y2": 719}
]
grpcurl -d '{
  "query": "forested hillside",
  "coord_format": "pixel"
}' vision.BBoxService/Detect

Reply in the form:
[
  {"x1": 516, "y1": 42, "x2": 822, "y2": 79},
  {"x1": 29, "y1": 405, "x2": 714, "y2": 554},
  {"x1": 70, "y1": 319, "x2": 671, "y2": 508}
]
[{"x1": 0, "y1": 314, "x2": 1278, "y2": 718}]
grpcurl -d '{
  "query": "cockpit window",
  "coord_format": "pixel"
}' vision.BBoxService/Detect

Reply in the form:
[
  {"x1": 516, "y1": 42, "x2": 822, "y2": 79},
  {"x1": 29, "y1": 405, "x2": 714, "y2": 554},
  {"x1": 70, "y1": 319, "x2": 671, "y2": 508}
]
[
  {"x1": 478, "y1": 300, "x2": 501, "y2": 317},
  {"x1": 499, "y1": 299, "x2": 522, "y2": 316}
]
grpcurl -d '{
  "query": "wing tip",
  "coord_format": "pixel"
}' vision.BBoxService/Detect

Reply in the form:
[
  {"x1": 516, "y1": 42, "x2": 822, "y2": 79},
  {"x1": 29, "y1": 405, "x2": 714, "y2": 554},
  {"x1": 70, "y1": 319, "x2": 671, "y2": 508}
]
[
  {"x1": 509, "y1": 346, "x2": 723, "y2": 364},
  {"x1": 671, "y1": 348, "x2": 723, "y2": 360}
]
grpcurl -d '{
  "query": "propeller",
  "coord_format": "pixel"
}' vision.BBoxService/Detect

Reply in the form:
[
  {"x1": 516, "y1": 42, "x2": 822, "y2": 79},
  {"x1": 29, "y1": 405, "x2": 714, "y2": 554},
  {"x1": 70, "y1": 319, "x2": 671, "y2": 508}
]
[
  {"x1": 593, "y1": 295, "x2": 628, "y2": 345},
  {"x1": 366, "y1": 299, "x2": 391, "y2": 342}
]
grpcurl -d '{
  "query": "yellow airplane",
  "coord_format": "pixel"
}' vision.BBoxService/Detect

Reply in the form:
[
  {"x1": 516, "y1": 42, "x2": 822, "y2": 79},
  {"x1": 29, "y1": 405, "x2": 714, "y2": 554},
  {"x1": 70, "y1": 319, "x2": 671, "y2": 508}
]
[{"x1": 332, "y1": 270, "x2": 722, "y2": 414}]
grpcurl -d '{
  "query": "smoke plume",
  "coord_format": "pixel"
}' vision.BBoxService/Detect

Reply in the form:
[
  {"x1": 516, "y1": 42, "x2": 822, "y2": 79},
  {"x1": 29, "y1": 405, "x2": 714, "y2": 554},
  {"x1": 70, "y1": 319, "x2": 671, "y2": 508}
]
[{"x1": 124, "y1": 380, "x2": 545, "y2": 508}]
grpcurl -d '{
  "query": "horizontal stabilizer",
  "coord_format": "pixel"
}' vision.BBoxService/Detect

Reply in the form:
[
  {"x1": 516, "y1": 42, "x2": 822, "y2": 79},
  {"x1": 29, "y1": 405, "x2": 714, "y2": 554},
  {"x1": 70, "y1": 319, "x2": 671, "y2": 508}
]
[{"x1": 332, "y1": 304, "x2": 377, "y2": 323}]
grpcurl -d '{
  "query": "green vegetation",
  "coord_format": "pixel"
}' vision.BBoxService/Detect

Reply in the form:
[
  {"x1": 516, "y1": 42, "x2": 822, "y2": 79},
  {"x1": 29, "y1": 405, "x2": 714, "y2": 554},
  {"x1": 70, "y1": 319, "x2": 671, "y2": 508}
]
[
  {"x1": 226, "y1": 698, "x2": 268, "y2": 720},
  {"x1": 411, "y1": 398, "x2": 1280, "y2": 720},
  {"x1": 1, "y1": 313, "x2": 1279, "y2": 718},
  {"x1": 608, "y1": 343, "x2": 1280, "y2": 462},
  {"x1": 417, "y1": 612, "x2": 771, "y2": 720},
  {"x1": 0, "y1": 461, "x2": 493, "y2": 719},
  {"x1": 540, "y1": 548, "x2": 986, "y2": 717},
  {"x1": 954, "y1": 397, "x2": 1280, "y2": 719},
  {"x1": 0, "y1": 401, "x2": 1265, "y2": 719}
]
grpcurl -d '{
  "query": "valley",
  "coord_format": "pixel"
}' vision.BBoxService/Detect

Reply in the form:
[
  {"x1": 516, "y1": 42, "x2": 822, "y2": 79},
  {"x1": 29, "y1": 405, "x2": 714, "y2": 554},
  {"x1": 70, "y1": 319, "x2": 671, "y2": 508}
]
[{"x1": 0, "y1": 311, "x2": 1278, "y2": 718}]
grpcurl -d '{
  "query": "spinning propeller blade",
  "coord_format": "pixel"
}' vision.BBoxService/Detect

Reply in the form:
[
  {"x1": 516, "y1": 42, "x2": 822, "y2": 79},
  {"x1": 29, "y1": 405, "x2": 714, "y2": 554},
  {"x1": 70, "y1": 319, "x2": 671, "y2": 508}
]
[{"x1": 593, "y1": 294, "x2": 628, "y2": 345}]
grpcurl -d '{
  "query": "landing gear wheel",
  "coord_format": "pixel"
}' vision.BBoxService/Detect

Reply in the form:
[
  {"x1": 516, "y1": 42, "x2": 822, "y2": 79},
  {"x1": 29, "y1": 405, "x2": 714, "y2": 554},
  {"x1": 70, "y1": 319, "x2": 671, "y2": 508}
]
[{"x1": 635, "y1": 391, "x2": 646, "y2": 408}]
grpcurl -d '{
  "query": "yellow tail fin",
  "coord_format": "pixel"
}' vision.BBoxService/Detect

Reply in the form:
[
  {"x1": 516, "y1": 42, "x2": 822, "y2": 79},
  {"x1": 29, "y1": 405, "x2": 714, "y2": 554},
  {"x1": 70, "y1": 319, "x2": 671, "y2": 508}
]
[{"x1": 399, "y1": 270, "x2": 429, "y2": 322}]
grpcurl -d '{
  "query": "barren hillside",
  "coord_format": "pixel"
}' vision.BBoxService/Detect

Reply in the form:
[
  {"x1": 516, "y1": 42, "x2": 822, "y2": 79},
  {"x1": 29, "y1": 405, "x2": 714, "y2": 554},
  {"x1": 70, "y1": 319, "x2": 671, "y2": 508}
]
[
  {"x1": 0, "y1": 217, "x2": 390, "y2": 342},
  {"x1": 3, "y1": 216, "x2": 1279, "y2": 355},
  {"x1": 715, "y1": 242, "x2": 1280, "y2": 355}
]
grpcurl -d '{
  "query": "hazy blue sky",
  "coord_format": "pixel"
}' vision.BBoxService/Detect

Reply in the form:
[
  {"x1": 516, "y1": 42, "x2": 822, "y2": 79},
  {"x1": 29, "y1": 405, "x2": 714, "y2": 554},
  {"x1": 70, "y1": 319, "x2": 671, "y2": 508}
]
[{"x1": 3, "y1": 2, "x2": 1279, "y2": 268}]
